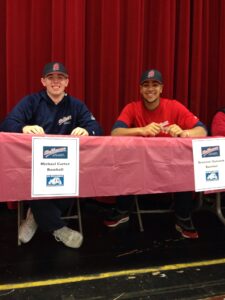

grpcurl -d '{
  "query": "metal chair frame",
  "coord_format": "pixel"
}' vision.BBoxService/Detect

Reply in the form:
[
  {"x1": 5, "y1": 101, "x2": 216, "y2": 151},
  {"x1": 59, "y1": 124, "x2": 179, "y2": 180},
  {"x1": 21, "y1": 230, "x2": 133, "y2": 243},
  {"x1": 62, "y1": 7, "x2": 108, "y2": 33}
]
[{"x1": 17, "y1": 198, "x2": 82, "y2": 246}]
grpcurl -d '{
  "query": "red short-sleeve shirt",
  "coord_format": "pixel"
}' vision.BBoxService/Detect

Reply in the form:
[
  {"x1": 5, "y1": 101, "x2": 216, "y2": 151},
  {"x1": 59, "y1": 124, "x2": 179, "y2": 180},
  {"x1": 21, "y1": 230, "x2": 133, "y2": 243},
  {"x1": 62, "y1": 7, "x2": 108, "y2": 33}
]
[
  {"x1": 116, "y1": 98, "x2": 199, "y2": 137},
  {"x1": 211, "y1": 111, "x2": 225, "y2": 136}
]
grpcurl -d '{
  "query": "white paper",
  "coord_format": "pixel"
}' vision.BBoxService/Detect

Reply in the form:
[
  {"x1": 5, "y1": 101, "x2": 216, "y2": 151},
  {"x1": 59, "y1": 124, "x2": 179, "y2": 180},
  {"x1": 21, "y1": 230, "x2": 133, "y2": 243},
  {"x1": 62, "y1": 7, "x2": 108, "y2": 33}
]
[
  {"x1": 32, "y1": 137, "x2": 79, "y2": 197},
  {"x1": 192, "y1": 138, "x2": 225, "y2": 191}
]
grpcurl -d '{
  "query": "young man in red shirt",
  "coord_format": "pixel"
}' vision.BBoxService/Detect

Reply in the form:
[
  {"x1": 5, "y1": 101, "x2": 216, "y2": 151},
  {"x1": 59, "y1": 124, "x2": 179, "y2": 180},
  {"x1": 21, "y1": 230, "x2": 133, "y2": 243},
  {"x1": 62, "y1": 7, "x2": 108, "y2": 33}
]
[
  {"x1": 211, "y1": 108, "x2": 225, "y2": 136},
  {"x1": 104, "y1": 69, "x2": 207, "y2": 239}
]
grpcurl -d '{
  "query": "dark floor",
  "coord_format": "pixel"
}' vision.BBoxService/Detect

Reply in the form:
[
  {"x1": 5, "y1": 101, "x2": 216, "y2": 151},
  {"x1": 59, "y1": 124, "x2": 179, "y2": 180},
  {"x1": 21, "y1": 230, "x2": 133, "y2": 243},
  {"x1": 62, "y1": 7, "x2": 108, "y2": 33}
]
[{"x1": 1, "y1": 195, "x2": 225, "y2": 300}]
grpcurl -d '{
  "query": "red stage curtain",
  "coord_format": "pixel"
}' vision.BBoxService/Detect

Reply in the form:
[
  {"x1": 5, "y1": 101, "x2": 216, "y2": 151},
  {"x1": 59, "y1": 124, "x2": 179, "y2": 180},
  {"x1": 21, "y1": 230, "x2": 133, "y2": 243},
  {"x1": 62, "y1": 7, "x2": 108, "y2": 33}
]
[{"x1": 0, "y1": 0, "x2": 225, "y2": 134}]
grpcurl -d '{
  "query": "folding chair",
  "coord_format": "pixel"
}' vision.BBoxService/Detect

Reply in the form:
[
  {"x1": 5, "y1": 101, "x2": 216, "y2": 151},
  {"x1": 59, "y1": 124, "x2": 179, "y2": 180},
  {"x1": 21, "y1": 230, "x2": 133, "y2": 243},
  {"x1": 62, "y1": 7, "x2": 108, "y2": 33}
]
[
  {"x1": 199, "y1": 192, "x2": 225, "y2": 226},
  {"x1": 134, "y1": 194, "x2": 174, "y2": 232},
  {"x1": 134, "y1": 192, "x2": 208, "y2": 232},
  {"x1": 17, "y1": 198, "x2": 83, "y2": 246}
]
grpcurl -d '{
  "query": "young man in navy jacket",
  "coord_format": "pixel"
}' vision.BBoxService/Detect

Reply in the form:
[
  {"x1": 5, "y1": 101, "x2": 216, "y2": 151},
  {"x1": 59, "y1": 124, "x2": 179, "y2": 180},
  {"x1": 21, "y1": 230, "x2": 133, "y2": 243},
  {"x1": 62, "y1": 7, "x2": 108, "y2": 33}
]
[{"x1": 0, "y1": 62, "x2": 102, "y2": 248}]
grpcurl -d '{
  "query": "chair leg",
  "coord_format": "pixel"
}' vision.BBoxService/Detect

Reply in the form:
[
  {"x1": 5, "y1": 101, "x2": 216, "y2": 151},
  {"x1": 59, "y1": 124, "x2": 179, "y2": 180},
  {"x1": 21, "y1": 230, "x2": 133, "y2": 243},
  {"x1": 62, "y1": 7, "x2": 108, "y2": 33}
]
[
  {"x1": 76, "y1": 198, "x2": 83, "y2": 235},
  {"x1": 17, "y1": 201, "x2": 24, "y2": 246},
  {"x1": 135, "y1": 196, "x2": 144, "y2": 232},
  {"x1": 62, "y1": 198, "x2": 83, "y2": 235}
]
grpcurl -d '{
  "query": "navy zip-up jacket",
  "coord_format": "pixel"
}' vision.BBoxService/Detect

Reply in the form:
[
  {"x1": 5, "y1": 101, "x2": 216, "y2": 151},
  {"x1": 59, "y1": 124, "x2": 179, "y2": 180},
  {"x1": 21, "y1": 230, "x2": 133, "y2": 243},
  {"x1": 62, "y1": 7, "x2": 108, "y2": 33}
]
[{"x1": 0, "y1": 90, "x2": 102, "y2": 135}]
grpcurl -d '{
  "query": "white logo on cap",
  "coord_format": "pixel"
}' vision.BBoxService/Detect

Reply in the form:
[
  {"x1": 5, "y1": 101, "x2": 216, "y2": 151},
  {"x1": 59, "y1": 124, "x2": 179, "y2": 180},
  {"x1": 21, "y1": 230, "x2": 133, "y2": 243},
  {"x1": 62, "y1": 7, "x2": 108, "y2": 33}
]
[
  {"x1": 53, "y1": 63, "x2": 60, "y2": 71},
  {"x1": 148, "y1": 70, "x2": 155, "y2": 78}
]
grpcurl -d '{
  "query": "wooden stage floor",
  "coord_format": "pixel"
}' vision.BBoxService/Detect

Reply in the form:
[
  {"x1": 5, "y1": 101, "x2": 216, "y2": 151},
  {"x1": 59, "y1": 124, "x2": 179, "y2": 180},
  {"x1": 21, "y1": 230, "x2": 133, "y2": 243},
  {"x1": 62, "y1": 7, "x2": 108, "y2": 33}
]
[{"x1": 1, "y1": 196, "x2": 225, "y2": 300}]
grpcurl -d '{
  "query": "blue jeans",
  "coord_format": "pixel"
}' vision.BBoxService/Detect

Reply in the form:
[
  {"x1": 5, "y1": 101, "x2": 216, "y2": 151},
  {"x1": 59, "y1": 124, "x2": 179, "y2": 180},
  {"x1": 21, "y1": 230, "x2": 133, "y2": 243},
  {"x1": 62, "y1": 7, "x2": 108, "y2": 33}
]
[{"x1": 29, "y1": 198, "x2": 74, "y2": 232}]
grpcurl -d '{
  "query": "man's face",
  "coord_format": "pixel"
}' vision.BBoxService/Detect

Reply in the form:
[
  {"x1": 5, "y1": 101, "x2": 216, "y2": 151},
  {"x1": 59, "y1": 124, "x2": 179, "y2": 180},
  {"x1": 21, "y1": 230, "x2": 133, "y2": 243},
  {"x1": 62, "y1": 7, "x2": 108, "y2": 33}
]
[
  {"x1": 140, "y1": 80, "x2": 163, "y2": 104},
  {"x1": 41, "y1": 73, "x2": 69, "y2": 97}
]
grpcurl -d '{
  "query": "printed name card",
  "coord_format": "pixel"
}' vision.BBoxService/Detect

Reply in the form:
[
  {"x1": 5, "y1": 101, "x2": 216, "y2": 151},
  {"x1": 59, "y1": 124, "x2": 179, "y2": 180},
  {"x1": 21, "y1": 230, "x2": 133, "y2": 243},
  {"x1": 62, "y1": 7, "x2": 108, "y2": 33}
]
[
  {"x1": 31, "y1": 137, "x2": 79, "y2": 197},
  {"x1": 192, "y1": 138, "x2": 225, "y2": 191}
]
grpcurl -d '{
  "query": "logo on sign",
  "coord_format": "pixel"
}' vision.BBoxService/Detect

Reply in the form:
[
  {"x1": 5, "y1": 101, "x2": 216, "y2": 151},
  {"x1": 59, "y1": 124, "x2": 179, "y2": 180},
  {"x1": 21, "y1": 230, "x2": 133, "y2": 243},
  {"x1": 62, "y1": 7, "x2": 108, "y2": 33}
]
[
  {"x1": 205, "y1": 171, "x2": 219, "y2": 181},
  {"x1": 46, "y1": 175, "x2": 64, "y2": 186},
  {"x1": 43, "y1": 146, "x2": 68, "y2": 159},
  {"x1": 201, "y1": 146, "x2": 220, "y2": 158}
]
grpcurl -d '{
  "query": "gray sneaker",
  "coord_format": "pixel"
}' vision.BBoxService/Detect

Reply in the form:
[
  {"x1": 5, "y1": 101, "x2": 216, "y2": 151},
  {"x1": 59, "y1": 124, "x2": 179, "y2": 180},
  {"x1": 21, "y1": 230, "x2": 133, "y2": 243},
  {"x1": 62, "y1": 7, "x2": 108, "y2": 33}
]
[
  {"x1": 19, "y1": 208, "x2": 38, "y2": 243},
  {"x1": 53, "y1": 226, "x2": 83, "y2": 248}
]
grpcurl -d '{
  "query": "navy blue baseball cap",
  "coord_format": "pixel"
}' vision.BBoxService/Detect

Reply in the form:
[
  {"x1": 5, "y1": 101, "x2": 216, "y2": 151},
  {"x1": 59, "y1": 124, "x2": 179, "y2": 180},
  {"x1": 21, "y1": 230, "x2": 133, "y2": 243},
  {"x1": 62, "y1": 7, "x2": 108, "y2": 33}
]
[
  {"x1": 42, "y1": 62, "x2": 68, "y2": 77},
  {"x1": 140, "y1": 69, "x2": 163, "y2": 84}
]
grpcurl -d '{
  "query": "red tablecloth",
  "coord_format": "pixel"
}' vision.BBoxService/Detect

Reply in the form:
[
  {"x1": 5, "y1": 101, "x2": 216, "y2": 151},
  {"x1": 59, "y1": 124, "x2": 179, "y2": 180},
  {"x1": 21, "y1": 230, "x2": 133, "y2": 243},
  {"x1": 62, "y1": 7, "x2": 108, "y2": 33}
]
[{"x1": 0, "y1": 132, "x2": 195, "y2": 202}]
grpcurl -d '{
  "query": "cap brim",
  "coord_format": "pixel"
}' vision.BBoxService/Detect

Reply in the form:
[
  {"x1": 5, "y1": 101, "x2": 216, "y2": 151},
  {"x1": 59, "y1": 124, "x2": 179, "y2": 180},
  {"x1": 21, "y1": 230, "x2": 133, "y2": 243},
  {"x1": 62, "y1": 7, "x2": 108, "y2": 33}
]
[
  {"x1": 44, "y1": 72, "x2": 68, "y2": 77},
  {"x1": 140, "y1": 79, "x2": 162, "y2": 84}
]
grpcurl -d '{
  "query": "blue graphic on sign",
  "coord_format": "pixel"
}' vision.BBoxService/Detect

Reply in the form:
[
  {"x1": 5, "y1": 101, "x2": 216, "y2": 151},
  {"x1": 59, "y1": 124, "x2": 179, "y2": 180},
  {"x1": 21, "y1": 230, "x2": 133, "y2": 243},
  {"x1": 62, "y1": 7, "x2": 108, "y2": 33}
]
[
  {"x1": 43, "y1": 146, "x2": 68, "y2": 159},
  {"x1": 205, "y1": 171, "x2": 219, "y2": 181},
  {"x1": 46, "y1": 175, "x2": 64, "y2": 186},
  {"x1": 201, "y1": 146, "x2": 220, "y2": 158}
]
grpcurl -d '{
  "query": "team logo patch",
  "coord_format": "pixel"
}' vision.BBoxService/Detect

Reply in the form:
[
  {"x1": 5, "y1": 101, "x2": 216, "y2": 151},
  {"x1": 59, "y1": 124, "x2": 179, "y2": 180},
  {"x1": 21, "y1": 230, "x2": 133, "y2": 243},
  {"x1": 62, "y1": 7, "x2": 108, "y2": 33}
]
[
  {"x1": 43, "y1": 146, "x2": 68, "y2": 159},
  {"x1": 58, "y1": 115, "x2": 72, "y2": 125},
  {"x1": 148, "y1": 70, "x2": 155, "y2": 78},
  {"x1": 53, "y1": 63, "x2": 60, "y2": 71},
  {"x1": 201, "y1": 146, "x2": 220, "y2": 158},
  {"x1": 46, "y1": 175, "x2": 64, "y2": 186},
  {"x1": 205, "y1": 171, "x2": 219, "y2": 181}
]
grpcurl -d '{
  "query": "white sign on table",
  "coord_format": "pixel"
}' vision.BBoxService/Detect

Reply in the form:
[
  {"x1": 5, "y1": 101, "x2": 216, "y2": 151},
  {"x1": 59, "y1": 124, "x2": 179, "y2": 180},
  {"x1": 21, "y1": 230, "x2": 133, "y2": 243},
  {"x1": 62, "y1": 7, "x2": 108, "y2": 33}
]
[
  {"x1": 192, "y1": 138, "x2": 225, "y2": 191},
  {"x1": 31, "y1": 137, "x2": 79, "y2": 197}
]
